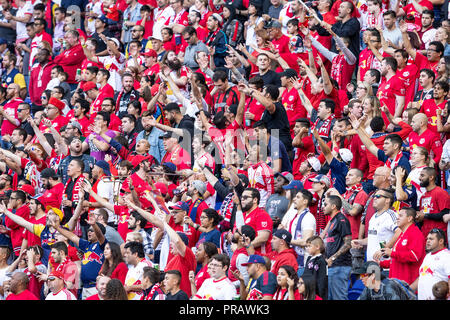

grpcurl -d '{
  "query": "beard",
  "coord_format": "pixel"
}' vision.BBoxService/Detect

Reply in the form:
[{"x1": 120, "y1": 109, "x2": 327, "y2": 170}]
[
  {"x1": 168, "y1": 59, "x2": 182, "y2": 71},
  {"x1": 241, "y1": 202, "x2": 253, "y2": 212},
  {"x1": 420, "y1": 180, "x2": 430, "y2": 188}
]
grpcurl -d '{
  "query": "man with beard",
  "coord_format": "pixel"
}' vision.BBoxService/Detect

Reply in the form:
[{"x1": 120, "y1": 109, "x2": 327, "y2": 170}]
[
  {"x1": 114, "y1": 73, "x2": 139, "y2": 119},
  {"x1": 58, "y1": 136, "x2": 96, "y2": 185},
  {"x1": 0, "y1": 84, "x2": 23, "y2": 145},
  {"x1": 420, "y1": 80, "x2": 449, "y2": 133},
  {"x1": 237, "y1": 188, "x2": 273, "y2": 255},
  {"x1": 152, "y1": 0, "x2": 175, "y2": 40},
  {"x1": 185, "y1": 180, "x2": 209, "y2": 228},
  {"x1": 162, "y1": 50, "x2": 189, "y2": 99},
  {"x1": 127, "y1": 212, "x2": 154, "y2": 261},
  {"x1": 21, "y1": 198, "x2": 46, "y2": 250},
  {"x1": 38, "y1": 168, "x2": 64, "y2": 209},
  {"x1": 416, "y1": 167, "x2": 450, "y2": 241},
  {"x1": 28, "y1": 48, "x2": 54, "y2": 112},
  {"x1": 121, "y1": 155, "x2": 154, "y2": 210},
  {"x1": 156, "y1": 103, "x2": 194, "y2": 147}
]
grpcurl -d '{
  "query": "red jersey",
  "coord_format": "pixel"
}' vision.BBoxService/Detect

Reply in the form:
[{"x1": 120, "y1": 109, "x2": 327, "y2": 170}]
[
  {"x1": 281, "y1": 87, "x2": 307, "y2": 129},
  {"x1": 292, "y1": 136, "x2": 315, "y2": 180},
  {"x1": 379, "y1": 223, "x2": 425, "y2": 285},
  {"x1": 1, "y1": 97, "x2": 22, "y2": 136},
  {"x1": 161, "y1": 144, "x2": 191, "y2": 171},
  {"x1": 409, "y1": 128, "x2": 443, "y2": 163},
  {"x1": 421, "y1": 98, "x2": 447, "y2": 133},
  {"x1": 243, "y1": 96, "x2": 266, "y2": 130},
  {"x1": 164, "y1": 247, "x2": 196, "y2": 298},
  {"x1": 53, "y1": 43, "x2": 86, "y2": 84},
  {"x1": 419, "y1": 186, "x2": 450, "y2": 240},
  {"x1": 37, "y1": 182, "x2": 64, "y2": 211},
  {"x1": 242, "y1": 207, "x2": 273, "y2": 255},
  {"x1": 396, "y1": 64, "x2": 419, "y2": 105},
  {"x1": 415, "y1": 52, "x2": 439, "y2": 81},
  {"x1": 376, "y1": 75, "x2": 406, "y2": 125},
  {"x1": 403, "y1": 0, "x2": 434, "y2": 30},
  {"x1": 272, "y1": 34, "x2": 291, "y2": 55},
  {"x1": 114, "y1": 204, "x2": 132, "y2": 241}
]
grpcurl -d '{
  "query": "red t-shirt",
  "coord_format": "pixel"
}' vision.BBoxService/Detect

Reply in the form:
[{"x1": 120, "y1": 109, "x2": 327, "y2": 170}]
[
  {"x1": 292, "y1": 136, "x2": 315, "y2": 180},
  {"x1": 419, "y1": 186, "x2": 450, "y2": 240},
  {"x1": 281, "y1": 87, "x2": 307, "y2": 129},
  {"x1": 114, "y1": 205, "x2": 132, "y2": 241},
  {"x1": 415, "y1": 52, "x2": 439, "y2": 81},
  {"x1": 1, "y1": 97, "x2": 23, "y2": 136},
  {"x1": 343, "y1": 190, "x2": 369, "y2": 239},
  {"x1": 242, "y1": 207, "x2": 273, "y2": 255},
  {"x1": 37, "y1": 182, "x2": 64, "y2": 209},
  {"x1": 421, "y1": 99, "x2": 447, "y2": 133},
  {"x1": 164, "y1": 247, "x2": 196, "y2": 298},
  {"x1": 409, "y1": 128, "x2": 443, "y2": 163},
  {"x1": 397, "y1": 64, "x2": 419, "y2": 105},
  {"x1": 376, "y1": 75, "x2": 406, "y2": 125},
  {"x1": 6, "y1": 289, "x2": 38, "y2": 300}
]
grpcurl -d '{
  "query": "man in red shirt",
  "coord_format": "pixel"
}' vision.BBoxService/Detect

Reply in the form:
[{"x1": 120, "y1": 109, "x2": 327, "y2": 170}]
[
  {"x1": 142, "y1": 49, "x2": 160, "y2": 77},
  {"x1": 238, "y1": 188, "x2": 273, "y2": 255},
  {"x1": 378, "y1": 207, "x2": 425, "y2": 285},
  {"x1": 420, "y1": 80, "x2": 449, "y2": 133},
  {"x1": 53, "y1": 29, "x2": 86, "y2": 85},
  {"x1": 1, "y1": 83, "x2": 23, "y2": 138},
  {"x1": 417, "y1": 167, "x2": 450, "y2": 240},
  {"x1": 38, "y1": 97, "x2": 68, "y2": 135},
  {"x1": 397, "y1": 0, "x2": 434, "y2": 31},
  {"x1": 377, "y1": 56, "x2": 406, "y2": 124},
  {"x1": 280, "y1": 68, "x2": 307, "y2": 135},
  {"x1": 409, "y1": 112, "x2": 442, "y2": 164},
  {"x1": 267, "y1": 229, "x2": 298, "y2": 275},
  {"x1": 267, "y1": 20, "x2": 290, "y2": 54},
  {"x1": 32, "y1": 18, "x2": 53, "y2": 48},
  {"x1": 29, "y1": 48, "x2": 55, "y2": 110},
  {"x1": 292, "y1": 118, "x2": 315, "y2": 181},
  {"x1": 5, "y1": 272, "x2": 39, "y2": 300},
  {"x1": 395, "y1": 49, "x2": 419, "y2": 106},
  {"x1": 160, "y1": 131, "x2": 192, "y2": 170},
  {"x1": 38, "y1": 168, "x2": 64, "y2": 209}
]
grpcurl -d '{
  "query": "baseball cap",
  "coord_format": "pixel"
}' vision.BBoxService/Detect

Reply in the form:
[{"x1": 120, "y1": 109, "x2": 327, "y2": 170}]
[
  {"x1": 48, "y1": 270, "x2": 65, "y2": 280},
  {"x1": 19, "y1": 184, "x2": 35, "y2": 197},
  {"x1": 353, "y1": 260, "x2": 383, "y2": 276},
  {"x1": 149, "y1": 33, "x2": 163, "y2": 41},
  {"x1": 41, "y1": 168, "x2": 59, "y2": 179},
  {"x1": 283, "y1": 180, "x2": 304, "y2": 191},
  {"x1": 69, "y1": 120, "x2": 83, "y2": 135},
  {"x1": 96, "y1": 15, "x2": 108, "y2": 25},
  {"x1": 142, "y1": 49, "x2": 157, "y2": 58},
  {"x1": 242, "y1": 254, "x2": 266, "y2": 266},
  {"x1": 46, "y1": 206, "x2": 64, "y2": 221},
  {"x1": 309, "y1": 174, "x2": 331, "y2": 187},
  {"x1": 273, "y1": 229, "x2": 292, "y2": 245},
  {"x1": 169, "y1": 201, "x2": 190, "y2": 212},
  {"x1": 163, "y1": 162, "x2": 177, "y2": 173},
  {"x1": 95, "y1": 160, "x2": 111, "y2": 176},
  {"x1": 131, "y1": 154, "x2": 152, "y2": 168},
  {"x1": 266, "y1": 19, "x2": 282, "y2": 29},
  {"x1": 107, "y1": 37, "x2": 120, "y2": 47},
  {"x1": 159, "y1": 131, "x2": 178, "y2": 139},
  {"x1": 275, "y1": 172, "x2": 294, "y2": 184},
  {"x1": 154, "y1": 182, "x2": 168, "y2": 195},
  {"x1": 339, "y1": 148, "x2": 353, "y2": 164},
  {"x1": 280, "y1": 68, "x2": 298, "y2": 79},
  {"x1": 48, "y1": 97, "x2": 65, "y2": 111},
  {"x1": 82, "y1": 81, "x2": 97, "y2": 92},
  {"x1": 307, "y1": 157, "x2": 321, "y2": 172},
  {"x1": 191, "y1": 180, "x2": 206, "y2": 195},
  {"x1": 211, "y1": 13, "x2": 223, "y2": 24}
]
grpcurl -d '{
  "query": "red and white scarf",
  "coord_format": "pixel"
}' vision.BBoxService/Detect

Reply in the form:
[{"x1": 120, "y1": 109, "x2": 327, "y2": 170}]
[
  {"x1": 314, "y1": 114, "x2": 335, "y2": 139},
  {"x1": 385, "y1": 151, "x2": 403, "y2": 170}
]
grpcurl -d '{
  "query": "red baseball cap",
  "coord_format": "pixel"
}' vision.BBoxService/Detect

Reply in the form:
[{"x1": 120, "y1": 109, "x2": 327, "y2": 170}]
[
  {"x1": 131, "y1": 154, "x2": 152, "y2": 168},
  {"x1": 143, "y1": 49, "x2": 157, "y2": 58},
  {"x1": 48, "y1": 270, "x2": 65, "y2": 280},
  {"x1": 19, "y1": 184, "x2": 35, "y2": 197},
  {"x1": 82, "y1": 81, "x2": 97, "y2": 92}
]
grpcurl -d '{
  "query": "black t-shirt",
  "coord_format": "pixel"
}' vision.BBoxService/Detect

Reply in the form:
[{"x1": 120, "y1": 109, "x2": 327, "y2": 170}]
[
  {"x1": 261, "y1": 102, "x2": 292, "y2": 151},
  {"x1": 323, "y1": 212, "x2": 352, "y2": 267},
  {"x1": 258, "y1": 70, "x2": 281, "y2": 87},
  {"x1": 165, "y1": 290, "x2": 189, "y2": 300}
]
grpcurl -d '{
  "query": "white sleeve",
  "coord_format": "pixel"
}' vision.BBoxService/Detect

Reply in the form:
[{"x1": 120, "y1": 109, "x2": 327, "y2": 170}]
[
  {"x1": 302, "y1": 213, "x2": 316, "y2": 235},
  {"x1": 235, "y1": 253, "x2": 250, "y2": 285}
]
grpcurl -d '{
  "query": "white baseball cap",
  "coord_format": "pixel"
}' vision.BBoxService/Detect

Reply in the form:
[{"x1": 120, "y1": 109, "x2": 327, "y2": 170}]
[
  {"x1": 307, "y1": 157, "x2": 321, "y2": 172},
  {"x1": 339, "y1": 148, "x2": 353, "y2": 163}
]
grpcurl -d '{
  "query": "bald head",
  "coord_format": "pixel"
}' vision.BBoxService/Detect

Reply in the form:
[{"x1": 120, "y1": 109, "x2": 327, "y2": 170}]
[
  {"x1": 373, "y1": 166, "x2": 391, "y2": 188},
  {"x1": 411, "y1": 113, "x2": 428, "y2": 133},
  {"x1": 11, "y1": 272, "x2": 29, "y2": 294}
]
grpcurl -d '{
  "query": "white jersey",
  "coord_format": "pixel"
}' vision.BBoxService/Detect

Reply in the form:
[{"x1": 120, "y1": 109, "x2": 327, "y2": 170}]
[
  {"x1": 418, "y1": 248, "x2": 450, "y2": 300},
  {"x1": 367, "y1": 209, "x2": 398, "y2": 261},
  {"x1": 125, "y1": 259, "x2": 151, "y2": 300},
  {"x1": 195, "y1": 277, "x2": 237, "y2": 300},
  {"x1": 45, "y1": 288, "x2": 77, "y2": 300}
]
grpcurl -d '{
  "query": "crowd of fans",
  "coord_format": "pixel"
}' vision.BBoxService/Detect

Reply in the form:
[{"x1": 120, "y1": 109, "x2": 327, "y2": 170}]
[{"x1": 0, "y1": 0, "x2": 449, "y2": 301}]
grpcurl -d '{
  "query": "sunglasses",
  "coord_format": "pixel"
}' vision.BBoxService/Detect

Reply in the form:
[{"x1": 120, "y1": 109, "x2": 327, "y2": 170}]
[{"x1": 373, "y1": 194, "x2": 388, "y2": 199}]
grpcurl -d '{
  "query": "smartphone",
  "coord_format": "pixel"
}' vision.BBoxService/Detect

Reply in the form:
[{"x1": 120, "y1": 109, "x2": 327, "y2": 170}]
[{"x1": 379, "y1": 241, "x2": 386, "y2": 249}]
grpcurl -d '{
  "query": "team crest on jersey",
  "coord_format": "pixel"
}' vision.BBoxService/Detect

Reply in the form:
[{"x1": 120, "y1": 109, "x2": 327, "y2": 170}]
[
  {"x1": 403, "y1": 71, "x2": 409, "y2": 77},
  {"x1": 385, "y1": 84, "x2": 390, "y2": 89},
  {"x1": 289, "y1": 96, "x2": 294, "y2": 102},
  {"x1": 262, "y1": 221, "x2": 267, "y2": 228},
  {"x1": 402, "y1": 239, "x2": 408, "y2": 246},
  {"x1": 419, "y1": 138, "x2": 425, "y2": 144}
]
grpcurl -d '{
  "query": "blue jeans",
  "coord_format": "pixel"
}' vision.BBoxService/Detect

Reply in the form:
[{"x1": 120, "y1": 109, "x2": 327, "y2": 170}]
[{"x1": 328, "y1": 265, "x2": 352, "y2": 300}]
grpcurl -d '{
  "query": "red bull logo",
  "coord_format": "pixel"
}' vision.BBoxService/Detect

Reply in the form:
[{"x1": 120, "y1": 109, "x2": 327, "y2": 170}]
[
  {"x1": 82, "y1": 251, "x2": 103, "y2": 265},
  {"x1": 419, "y1": 266, "x2": 434, "y2": 277}
]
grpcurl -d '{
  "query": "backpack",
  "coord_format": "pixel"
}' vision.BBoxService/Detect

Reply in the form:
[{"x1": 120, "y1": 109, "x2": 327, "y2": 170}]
[{"x1": 389, "y1": 278, "x2": 417, "y2": 300}]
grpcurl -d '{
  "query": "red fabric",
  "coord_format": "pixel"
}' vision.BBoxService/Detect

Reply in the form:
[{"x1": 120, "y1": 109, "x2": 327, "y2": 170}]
[
  {"x1": 376, "y1": 75, "x2": 406, "y2": 126},
  {"x1": 1, "y1": 98, "x2": 23, "y2": 136},
  {"x1": 29, "y1": 61, "x2": 55, "y2": 106},
  {"x1": 419, "y1": 186, "x2": 450, "y2": 240},
  {"x1": 4, "y1": 205, "x2": 30, "y2": 256},
  {"x1": 53, "y1": 44, "x2": 86, "y2": 84},
  {"x1": 6, "y1": 290, "x2": 38, "y2": 300},
  {"x1": 164, "y1": 246, "x2": 196, "y2": 297},
  {"x1": 111, "y1": 262, "x2": 128, "y2": 284},
  {"x1": 266, "y1": 248, "x2": 298, "y2": 275}
]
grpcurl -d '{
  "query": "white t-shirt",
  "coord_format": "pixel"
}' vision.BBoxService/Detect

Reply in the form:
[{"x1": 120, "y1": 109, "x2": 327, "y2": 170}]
[
  {"x1": 0, "y1": 267, "x2": 10, "y2": 300},
  {"x1": 96, "y1": 179, "x2": 115, "y2": 223},
  {"x1": 286, "y1": 209, "x2": 316, "y2": 266},
  {"x1": 152, "y1": 6, "x2": 175, "y2": 39},
  {"x1": 367, "y1": 209, "x2": 398, "y2": 261},
  {"x1": 418, "y1": 248, "x2": 450, "y2": 300},
  {"x1": 125, "y1": 259, "x2": 152, "y2": 300},
  {"x1": 98, "y1": 54, "x2": 126, "y2": 92},
  {"x1": 195, "y1": 276, "x2": 237, "y2": 300},
  {"x1": 16, "y1": 1, "x2": 33, "y2": 40},
  {"x1": 45, "y1": 288, "x2": 77, "y2": 300}
]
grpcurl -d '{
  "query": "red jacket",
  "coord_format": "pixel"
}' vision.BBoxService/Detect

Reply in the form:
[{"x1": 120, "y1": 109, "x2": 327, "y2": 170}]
[
  {"x1": 29, "y1": 61, "x2": 55, "y2": 106},
  {"x1": 267, "y1": 248, "x2": 298, "y2": 275},
  {"x1": 380, "y1": 224, "x2": 425, "y2": 285},
  {"x1": 53, "y1": 43, "x2": 86, "y2": 83}
]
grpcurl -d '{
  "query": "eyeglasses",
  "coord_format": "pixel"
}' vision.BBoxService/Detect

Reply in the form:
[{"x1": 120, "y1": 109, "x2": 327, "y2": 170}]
[
  {"x1": 41, "y1": 96, "x2": 47, "y2": 100},
  {"x1": 199, "y1": 215, "x2": 208, "y2": 220},
  {"x1": 298, "y1": 281, "x2": 304, "y2": 285},
  {"x1": 87, "y1": 229, "x2": 95, "y2": 232},
  {"x1": 373, "y1": 194, "x2": 388, "y2": 199},
  {"x1": 208, "y1": 263, "x2": 223, "y2": 268},
  {"x1": 241, "y1": 195, "x2": 252, "y2": 200},
  {"x1": 427, "y1": 48, "x2": 438, "y2": 52},
  {"x1": 184, "y1": 36, "x2": 191, "y2": 41},
  {"x1": 102, "y1": 104, "x2": 112, "y2": 107}
]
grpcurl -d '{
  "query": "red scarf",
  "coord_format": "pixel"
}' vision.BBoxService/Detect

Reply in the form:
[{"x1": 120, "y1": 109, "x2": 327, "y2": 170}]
[
  {"x1": 385, "y1": 151, "x2": 403, "y2": 170},
  {"x1": 314, "y1": 114, "x2": 335, "y2": 139},
  {"x1": 62, "y1": 175, "x2": 86, "y2": 236},
  {"x1": 205, "y1": 28, "x2": 220, "y2": 47},
  {"x1": 331, "y1": 54, "x2": 346, "y2": 87},
  {"x1": 344, "y1": 183, "x2": 363, "y2": 204}
]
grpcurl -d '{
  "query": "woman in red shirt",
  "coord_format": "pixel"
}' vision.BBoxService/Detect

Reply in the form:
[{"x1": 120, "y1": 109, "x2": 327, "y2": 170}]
[
  {"x1": 274, "y1": 265, "x2": 301, "y2": 300},
  {"x1": 99, "y1": 242, "x2": 128, "y2": 284},
  {"x1": 189, "y1": 241, "x2": 218, "y2": 297},
  {"x1": 289, "y1": 275, "x2": 323, "y2": 300}
]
